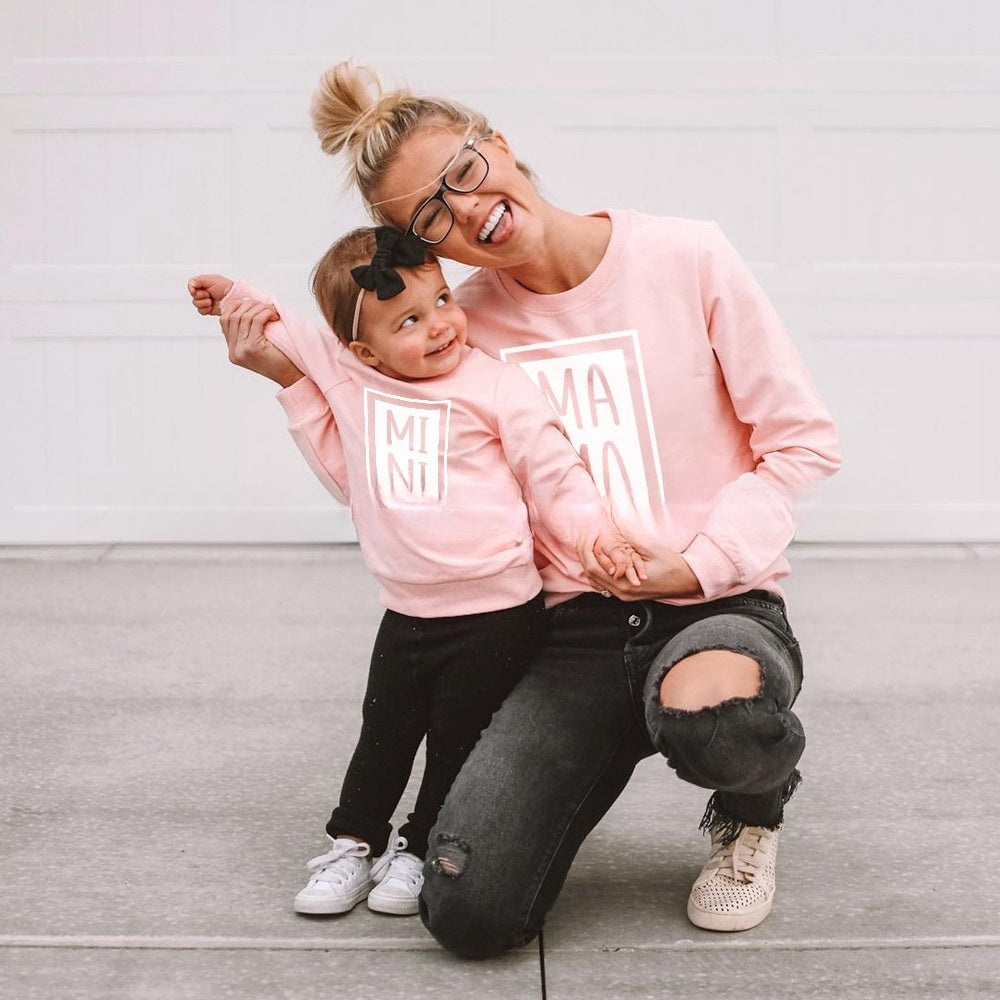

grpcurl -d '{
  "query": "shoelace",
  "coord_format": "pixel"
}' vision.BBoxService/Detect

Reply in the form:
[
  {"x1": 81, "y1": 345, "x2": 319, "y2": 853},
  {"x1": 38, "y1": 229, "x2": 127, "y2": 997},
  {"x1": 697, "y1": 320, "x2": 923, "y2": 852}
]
[
  {"x1": 305, "y1": 840, "x2": 371, "y2": 885},
  {"x1": 373, "y1": 836, "x2": 421, "y2": 887},
  {"x1": 707, "y1": 827, "x2": 772, "y2": 883},
  {"x1": 382, "y1": 852, "x2": 423, "y2": 888}
]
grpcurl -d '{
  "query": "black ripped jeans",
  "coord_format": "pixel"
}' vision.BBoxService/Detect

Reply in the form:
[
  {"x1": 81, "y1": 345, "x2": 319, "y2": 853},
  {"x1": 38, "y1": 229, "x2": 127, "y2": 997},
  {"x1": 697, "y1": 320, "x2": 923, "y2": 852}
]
[
  {"x1": 420, "y1": 590, "x2": 804, "y2": 956},
  {"x1": 327, "y1": 593, "x2": 544, "y2": 859}
]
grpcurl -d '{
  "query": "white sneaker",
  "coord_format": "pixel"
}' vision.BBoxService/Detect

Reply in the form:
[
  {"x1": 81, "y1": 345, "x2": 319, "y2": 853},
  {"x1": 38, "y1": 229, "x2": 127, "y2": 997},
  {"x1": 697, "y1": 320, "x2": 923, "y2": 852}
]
[
  {"x1": 293, "y1": 838, "x2": 373, "y2": 915},
  {"x1": 367, "y1": 837, "x2": 424, "y2": 916},
  {"x1": 687, "y1": 825, "x2": 780, "y2": 932}
]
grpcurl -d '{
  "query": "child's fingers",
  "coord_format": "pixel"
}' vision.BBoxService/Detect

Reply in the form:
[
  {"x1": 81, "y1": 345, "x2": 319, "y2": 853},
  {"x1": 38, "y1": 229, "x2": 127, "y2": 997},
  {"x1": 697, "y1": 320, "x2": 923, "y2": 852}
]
[
  {"x1": 624, "y1": 552, "x2": 646, "y2": 586},
  {"x1": 590, "y1": 542, "x2": 617, "y2": 577},
  {"x1": 600, "y1": 548, "x2": 628, "y2": 579},
  {"x1": 189, "y1": 275, "x2": 233, "y2": 317},
  {"x1": 599, "y1": 552, "x2": 617, "y2": 575},
  {"x1": 596, "y1": 543, "x2": 646, "y2": 586}
]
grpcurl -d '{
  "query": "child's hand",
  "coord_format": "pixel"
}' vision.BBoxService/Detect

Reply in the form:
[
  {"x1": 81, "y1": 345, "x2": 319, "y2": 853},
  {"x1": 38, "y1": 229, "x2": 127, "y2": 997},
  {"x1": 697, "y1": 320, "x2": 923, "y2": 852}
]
[
  {"x1": 188, "y1": 274, "x2": 234, "y2": 316},
  {"x1": 219, "y1": 297, "x2": 304, "y2": 388},
  {"x1": 593, "y1": 535, "x2": 647, "y2": 588}
]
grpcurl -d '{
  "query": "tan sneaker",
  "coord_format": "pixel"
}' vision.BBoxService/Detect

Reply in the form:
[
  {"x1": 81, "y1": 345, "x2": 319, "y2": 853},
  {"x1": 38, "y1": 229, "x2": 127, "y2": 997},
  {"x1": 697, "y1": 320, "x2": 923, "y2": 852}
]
[{"x1": 687, "y1": 825, "x2": 779, "y2": 931}]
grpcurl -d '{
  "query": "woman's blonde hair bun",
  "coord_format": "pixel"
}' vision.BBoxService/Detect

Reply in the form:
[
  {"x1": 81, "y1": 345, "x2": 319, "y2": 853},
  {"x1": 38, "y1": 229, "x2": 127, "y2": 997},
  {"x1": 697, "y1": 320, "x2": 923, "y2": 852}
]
[{"x1": 308, "y1": 60, "x2": 491, "y2": 215}]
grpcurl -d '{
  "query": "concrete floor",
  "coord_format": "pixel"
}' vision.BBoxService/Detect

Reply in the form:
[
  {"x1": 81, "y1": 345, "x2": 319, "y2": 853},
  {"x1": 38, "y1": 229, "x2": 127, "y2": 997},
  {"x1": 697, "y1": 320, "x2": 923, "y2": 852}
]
[{"x1": 1, "y1": 544, "x2": 998, "y2": 999}]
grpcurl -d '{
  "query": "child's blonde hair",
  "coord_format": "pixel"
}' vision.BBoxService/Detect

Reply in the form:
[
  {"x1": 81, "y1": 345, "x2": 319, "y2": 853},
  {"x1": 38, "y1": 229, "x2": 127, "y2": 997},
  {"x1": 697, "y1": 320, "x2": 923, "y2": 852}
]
[
  {"x1": 310, "y1": 61, "x2": 534, "y2": 221},
  {"x1": 311, "y1": 227, "x2": 436, "y2": 345}
]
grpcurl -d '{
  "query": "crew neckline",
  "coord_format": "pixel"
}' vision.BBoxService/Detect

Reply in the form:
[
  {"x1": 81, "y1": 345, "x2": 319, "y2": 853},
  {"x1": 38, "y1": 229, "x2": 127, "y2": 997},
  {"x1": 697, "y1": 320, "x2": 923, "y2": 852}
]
[{"x1": 491, "y1": 210, "x2": 631, "y2": 315}]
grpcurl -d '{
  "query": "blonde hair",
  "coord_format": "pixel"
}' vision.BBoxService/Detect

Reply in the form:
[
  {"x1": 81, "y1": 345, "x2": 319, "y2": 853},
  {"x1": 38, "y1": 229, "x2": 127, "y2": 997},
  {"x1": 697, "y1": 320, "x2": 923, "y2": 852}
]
[
  {"x1": 310, "y1": 227, "x2": 435, "y2": 346},
  {"x1": 310, "y1": 61, "x2": 534, "y2": 222}
]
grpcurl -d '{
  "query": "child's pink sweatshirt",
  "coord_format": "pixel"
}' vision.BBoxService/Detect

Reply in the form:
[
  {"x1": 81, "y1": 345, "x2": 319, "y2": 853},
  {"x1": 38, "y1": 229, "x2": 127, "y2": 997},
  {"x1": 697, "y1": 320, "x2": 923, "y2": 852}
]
[{"x1": 222, "y1": 280, "x2": 611, "y2": 617}]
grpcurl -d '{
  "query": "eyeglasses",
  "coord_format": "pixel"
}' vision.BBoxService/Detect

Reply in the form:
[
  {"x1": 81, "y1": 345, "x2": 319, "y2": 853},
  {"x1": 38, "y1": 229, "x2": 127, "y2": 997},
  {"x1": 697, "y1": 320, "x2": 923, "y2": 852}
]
[{"x1": 406, "y1": 135, "x2": 492, "y2": 245}]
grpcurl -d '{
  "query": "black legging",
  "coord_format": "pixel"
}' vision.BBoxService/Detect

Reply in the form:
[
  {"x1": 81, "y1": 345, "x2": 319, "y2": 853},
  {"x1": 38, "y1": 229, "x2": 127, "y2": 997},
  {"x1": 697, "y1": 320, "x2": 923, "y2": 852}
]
[{"x1": 327, "y1": 592, "x2": 544, "y2": 858}]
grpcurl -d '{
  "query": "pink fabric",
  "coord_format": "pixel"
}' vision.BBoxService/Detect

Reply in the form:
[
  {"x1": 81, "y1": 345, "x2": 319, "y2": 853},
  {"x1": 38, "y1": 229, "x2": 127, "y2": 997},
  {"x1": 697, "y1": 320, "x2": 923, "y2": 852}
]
[
  {"x1": 223, "y1": 281, "x2": 610, "y2": 617},
  {"x1": 233, "y1": 212, "x2": 841, "y2": 608},
  {"x1": 455, "y1": 213, "x2": 841, "y2": 602}
]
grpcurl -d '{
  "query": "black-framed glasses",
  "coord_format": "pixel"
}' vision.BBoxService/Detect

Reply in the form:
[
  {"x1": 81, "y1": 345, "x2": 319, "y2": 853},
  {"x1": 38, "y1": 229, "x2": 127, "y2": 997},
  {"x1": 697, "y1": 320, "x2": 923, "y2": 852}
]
[{"x1": 406, "y1": 134, "x2": 492, "y2": 245}]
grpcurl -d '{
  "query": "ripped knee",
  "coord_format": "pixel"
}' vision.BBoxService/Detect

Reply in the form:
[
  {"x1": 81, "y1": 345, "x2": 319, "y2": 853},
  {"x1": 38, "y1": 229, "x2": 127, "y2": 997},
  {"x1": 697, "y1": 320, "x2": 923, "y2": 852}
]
[
  {"x1": 421, "y1": 832, "x2": 530, "y2": 959},
  {"x1": 429, "y1": 833, "x2": 470, "y2": 879},
  {"x1": 658, "y1": 649, "x2": 762, "y2": 711}
]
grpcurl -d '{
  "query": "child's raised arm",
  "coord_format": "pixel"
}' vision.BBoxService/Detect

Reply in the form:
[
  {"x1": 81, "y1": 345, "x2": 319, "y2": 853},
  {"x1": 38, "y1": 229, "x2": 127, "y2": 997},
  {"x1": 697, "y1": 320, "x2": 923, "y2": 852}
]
[
  {"x1": 218, "y1": 296, "x2": 304, "y2": 388},
  {"x1": 188, "y1": 273, "x2": 304, "y2": 388},
  {"x1": 186, "y1": 275, "x2": 350, "y2": 504}
]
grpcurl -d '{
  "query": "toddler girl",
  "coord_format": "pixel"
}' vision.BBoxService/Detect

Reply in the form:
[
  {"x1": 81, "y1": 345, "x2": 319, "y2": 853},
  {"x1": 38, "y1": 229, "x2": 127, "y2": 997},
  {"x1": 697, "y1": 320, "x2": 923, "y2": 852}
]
[{"x1": 189, "y1": 226, "x2": 643, "y2": 916}]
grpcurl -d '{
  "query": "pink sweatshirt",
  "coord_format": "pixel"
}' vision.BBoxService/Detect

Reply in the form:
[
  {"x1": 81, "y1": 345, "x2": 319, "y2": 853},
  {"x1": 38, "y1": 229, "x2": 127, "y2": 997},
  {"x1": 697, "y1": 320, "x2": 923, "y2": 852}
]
[
  {"x1": 245, "y1": 213, "x2": 840, "y2": 606},
  {"x1": 455, "y1": 213, "x2": 842, "y2": 602},
  {"x1": 222, "y1": 280, "x2": 611, "y2": 617}
]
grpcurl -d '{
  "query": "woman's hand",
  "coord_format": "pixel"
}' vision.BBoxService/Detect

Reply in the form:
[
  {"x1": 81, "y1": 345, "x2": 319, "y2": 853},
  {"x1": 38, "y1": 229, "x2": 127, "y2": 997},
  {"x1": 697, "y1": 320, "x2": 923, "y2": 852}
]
[
  {"x1": 582, "y1": 544, "x2": 703, "y2": 601},
  {"x1": 218, "y1": 297, "x2": 305, "y2": 388}
]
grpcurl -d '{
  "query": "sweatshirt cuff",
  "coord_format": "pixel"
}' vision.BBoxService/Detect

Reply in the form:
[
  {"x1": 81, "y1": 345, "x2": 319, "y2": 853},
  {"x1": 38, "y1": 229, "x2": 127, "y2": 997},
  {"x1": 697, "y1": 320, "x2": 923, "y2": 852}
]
[
  {"x1": 277, "y1": 376, "x2": 327, "y2": 423},
  {"x1": 221, "y1": 277, "x2": 269, "y2": 308},
  {"x1": 681, "y1": 533, "x2": 740, "y2": 601}
]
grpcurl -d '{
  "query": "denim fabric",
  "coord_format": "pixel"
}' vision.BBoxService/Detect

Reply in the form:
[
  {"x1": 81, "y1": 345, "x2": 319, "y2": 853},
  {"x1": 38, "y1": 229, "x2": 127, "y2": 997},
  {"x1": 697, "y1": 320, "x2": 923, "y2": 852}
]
[
  {"x1": 327, "y1": 593, "x2": 544, "y2": 858},
  {"x1": 420, "y1": 590, "x2": 804, "y2": 957},
  {"x1": 641, "y1": 595, "x2": 804, "y2": 834}
]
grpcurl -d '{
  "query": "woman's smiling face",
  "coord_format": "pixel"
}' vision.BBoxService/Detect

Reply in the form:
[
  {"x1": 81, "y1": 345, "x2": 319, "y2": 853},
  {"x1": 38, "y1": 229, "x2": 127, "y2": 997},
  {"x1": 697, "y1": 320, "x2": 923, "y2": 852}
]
[{"x1": 374, "y1": 126, "x2": 543, "y2": 271}]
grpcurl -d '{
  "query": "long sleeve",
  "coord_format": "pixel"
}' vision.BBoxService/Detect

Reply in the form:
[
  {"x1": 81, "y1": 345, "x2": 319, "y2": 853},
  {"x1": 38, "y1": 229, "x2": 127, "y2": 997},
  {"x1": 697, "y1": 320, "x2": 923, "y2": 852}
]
[
  {"x1": 492, "y1": 363, "x2": 611, "y2": 553},
  {"x1": 223, "y1": 279, "x2": 351, "y2": 505},
  {"x1": 277, "y1": 376, "x2": 350, "y2": 506},
  {"x1": 681, "y1": 224, "x2": 842, "y2": 598}
]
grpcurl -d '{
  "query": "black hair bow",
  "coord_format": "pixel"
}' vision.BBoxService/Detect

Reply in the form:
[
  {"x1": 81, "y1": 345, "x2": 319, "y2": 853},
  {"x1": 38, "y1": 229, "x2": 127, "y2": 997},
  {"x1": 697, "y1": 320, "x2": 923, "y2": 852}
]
[{"x1": 350, "y1": 226, "x2": 426, "y2": 300}]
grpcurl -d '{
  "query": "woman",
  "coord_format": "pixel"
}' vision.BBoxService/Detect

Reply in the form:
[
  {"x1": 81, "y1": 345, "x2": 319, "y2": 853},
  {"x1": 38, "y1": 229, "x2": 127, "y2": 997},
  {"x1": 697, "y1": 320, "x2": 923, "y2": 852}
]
[{"x1": 200, "y1": 61, "x2": 841, "y2": 958}]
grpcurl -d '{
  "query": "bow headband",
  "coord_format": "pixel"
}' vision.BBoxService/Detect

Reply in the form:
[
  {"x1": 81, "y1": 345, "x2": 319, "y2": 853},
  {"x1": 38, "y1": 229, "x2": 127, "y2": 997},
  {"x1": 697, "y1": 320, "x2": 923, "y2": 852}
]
[
  {"x1": 351, "y1": 226, "x2": 426, "y2": 299},
  {"x1": 348, "y1": 226, "x2": 426, "y2": 341}
]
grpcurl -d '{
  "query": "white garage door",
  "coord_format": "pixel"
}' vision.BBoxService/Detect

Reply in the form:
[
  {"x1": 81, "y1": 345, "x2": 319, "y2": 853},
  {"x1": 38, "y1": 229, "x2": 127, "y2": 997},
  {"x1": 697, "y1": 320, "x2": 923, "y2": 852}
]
[{"x1": 2, "y1": 1, "x2": 998, "y2": 543}]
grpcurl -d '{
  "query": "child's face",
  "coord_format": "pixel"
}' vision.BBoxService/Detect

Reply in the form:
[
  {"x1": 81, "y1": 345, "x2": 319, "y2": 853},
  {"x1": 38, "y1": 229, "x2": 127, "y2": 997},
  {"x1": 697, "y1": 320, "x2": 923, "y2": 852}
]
[{"x1": 350, "y1": 262, "x2": 468, "y2": 381}]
